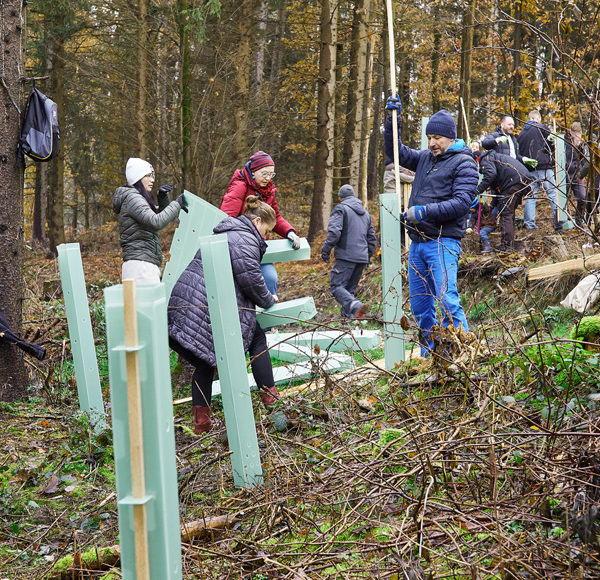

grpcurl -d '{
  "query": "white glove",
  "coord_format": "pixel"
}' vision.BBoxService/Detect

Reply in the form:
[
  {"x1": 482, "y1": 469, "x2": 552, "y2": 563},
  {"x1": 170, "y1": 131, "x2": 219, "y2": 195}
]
[
  {"x1": 547, "y1": 133, "x2": 557, "y2": 142},
  {"x1": 495, "y1": 135, "x2": 509, "y2": 144},
  {"x1": 287, "y1": 231, "x2": 301, "y2": 250}
]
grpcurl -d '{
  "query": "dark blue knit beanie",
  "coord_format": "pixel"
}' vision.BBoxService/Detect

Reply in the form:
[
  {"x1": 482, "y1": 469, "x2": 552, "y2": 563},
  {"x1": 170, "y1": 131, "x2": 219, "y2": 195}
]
[{"x1": 425, "y1": 110, "x2": 456, "y2": 140}]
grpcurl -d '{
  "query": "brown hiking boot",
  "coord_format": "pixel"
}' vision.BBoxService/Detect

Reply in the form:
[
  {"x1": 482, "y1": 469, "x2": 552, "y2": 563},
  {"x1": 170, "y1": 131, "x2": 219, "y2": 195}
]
[
  {"x1": 353, "y1": 303, "x2": 368, "y2": 319},
  {"x1": 193, "y1": 405, "x2": 213, "y2": 434},
  {"x1": 260, "y1": 386, "x2": 279, "y2": 408}
]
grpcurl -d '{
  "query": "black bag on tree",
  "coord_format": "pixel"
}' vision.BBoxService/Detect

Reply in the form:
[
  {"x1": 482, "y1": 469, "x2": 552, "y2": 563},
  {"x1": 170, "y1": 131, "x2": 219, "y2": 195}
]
[{"x1": 18, "y1": 81, "x2": 60, "y2": 162}]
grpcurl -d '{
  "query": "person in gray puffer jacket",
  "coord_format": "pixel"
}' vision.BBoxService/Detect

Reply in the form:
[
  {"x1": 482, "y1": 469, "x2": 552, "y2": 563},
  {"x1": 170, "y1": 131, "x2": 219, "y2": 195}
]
[
  {"x1": 321, "y1": 185, "x2": 377, "y2": 319},
  {"x1": 168, "y1": 196, "x2": 280, "y2": 434},
  {"x1": 113, "y1": 157, "x2": 187, "y2": 284}
]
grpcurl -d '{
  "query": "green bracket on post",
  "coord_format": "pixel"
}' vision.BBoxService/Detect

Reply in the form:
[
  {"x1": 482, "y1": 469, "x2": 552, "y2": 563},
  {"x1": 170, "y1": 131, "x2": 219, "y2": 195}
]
[
  {"x1": 380, "y1": 193, "x2": 405, "y2": 369},
  {"x1": 555, "y1": 134, "x2": 574, "y2": 230},
  {"x1": 104, "y1": 283, "x2": 182, "y2": 579},
  {"x1": 200, "y1": 234, "x2": 263, "y2": 488},
  {"x1": 56, "y1": 243, "x2": 105, "y2": 423}
]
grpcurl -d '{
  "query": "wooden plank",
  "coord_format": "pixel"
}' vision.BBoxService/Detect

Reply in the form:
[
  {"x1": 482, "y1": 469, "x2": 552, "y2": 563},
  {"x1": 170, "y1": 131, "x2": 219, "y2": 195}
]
[
  {"x1": 122, "y1": 280, "x2": 150, "y2": 580},
  {"x1": 528, "y1": 253, "x2": 600, "y2": 281}
]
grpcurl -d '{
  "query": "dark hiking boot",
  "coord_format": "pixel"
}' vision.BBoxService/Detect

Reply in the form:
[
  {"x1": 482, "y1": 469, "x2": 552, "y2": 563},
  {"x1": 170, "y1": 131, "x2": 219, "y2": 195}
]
[{"x1": 193, "y1": 405, "x2": 213, "y2": 434}]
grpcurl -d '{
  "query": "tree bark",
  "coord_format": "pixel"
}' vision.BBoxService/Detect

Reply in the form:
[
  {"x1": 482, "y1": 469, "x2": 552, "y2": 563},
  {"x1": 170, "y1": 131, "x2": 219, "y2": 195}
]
[
  {"x1": 32, "y1": 164, "x2": 47, "y2": 249},
  {"x1": 0, "y1": 0, "x2": 27, "y2": 400},
  {"x1": 253, "y1": 0, "x2": 268, "y2": 92},
  {"x1": 457, "y1": 0, "x2": 474, "y2": 140},
  {"x1": 46, "y1": 32, "x2": 66, "y2": 255},
  {"x1": 308, "y1": 0, "x2": 338, "y2": 241},
  {"x1": 341, "y1": 0, "x2": 370, "y2": 190},
  {"x1": 233, "y1": 0, "x2": 254, "y2": 164},
  {"x1": 178, "y1": 0, "x2": 192, "y2": 189},
  {"x1": 137, "y1": 0, "x2": 149, "y2": 157}
]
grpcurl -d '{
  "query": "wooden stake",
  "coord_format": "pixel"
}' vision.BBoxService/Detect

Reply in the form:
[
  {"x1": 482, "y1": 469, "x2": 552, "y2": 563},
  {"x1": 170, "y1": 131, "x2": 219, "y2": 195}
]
[
  {"x1": 385, "y1": 0, "x2": 401, "y2": 197},
  {"x1": 123, "y1": 279, "x2": 150, "y2": 580}
]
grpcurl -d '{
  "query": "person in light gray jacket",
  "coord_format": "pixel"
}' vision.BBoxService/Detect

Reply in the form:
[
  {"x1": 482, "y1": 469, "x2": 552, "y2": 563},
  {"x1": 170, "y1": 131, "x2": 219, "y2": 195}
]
[
  {"x1": 113, "y1": 157, "x2": 187, "y2": 283},
  {"x1": 321, "y1": 185, "x2": 377, "y2": 319}
]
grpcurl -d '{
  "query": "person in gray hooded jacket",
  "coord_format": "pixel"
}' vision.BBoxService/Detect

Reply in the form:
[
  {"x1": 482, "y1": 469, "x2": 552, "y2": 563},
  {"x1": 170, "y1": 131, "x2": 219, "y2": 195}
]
[
  {"x1": 321, "y1": 185, "x2": 377, "y2": 319},
  {"x1": 113, "y1": 157, "x2": 187, "y2": 284}
]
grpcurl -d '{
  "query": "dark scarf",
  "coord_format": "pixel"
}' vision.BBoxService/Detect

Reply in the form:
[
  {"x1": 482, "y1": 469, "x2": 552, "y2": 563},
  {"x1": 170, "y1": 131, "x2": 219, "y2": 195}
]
[
  {"x1": 242, "y1": 163, "x2": 275, "y2": 202},
  {"x1": 134, "y1": 181, "x2": 159, "y2": 213}
]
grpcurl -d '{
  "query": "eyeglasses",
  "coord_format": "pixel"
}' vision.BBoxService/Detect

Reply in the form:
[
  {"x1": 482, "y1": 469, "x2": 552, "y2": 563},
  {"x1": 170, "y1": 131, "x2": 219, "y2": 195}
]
[
  {"x1": 144, "y1": 172, "x2": 155, "y2": 179},
  {"x1": 258, "y1": 171, "x2": 276, "y2": 179}
]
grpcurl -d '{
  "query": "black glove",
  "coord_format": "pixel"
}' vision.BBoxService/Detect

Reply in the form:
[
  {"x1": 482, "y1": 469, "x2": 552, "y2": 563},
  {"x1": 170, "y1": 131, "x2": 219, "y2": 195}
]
[
  {"x1": 321, "y1": 250, "x2": 330, "y2": 263},
  {"x1": 158, "y1": 184, "x2": 173, "y2": 198},
  {"x1": 176, "y1": 193, "x2": 188, "y2": 213}
]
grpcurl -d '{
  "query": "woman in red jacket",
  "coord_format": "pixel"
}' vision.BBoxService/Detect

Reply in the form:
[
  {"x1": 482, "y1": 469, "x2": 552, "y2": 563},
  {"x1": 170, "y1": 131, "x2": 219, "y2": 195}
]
[{"x1": 221, "y1": 151, "x2": 300, "y2": 294}]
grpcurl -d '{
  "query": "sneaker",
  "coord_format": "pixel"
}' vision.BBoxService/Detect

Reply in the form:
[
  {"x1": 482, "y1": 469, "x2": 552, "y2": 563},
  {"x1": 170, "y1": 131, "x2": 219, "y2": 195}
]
[{"x1": 353, "y1": 302, "x2": 368, "y2": 319}]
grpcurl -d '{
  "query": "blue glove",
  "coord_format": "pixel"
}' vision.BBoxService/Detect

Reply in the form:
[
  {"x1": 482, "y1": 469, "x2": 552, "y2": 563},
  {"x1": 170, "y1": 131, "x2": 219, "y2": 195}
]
[
  {"x1": 176, "y1": 193, "x2": 188, "y2": 213},
  {"x1": 158, "y1": 183, "x2": 173, "y2": 198},
  {"x1": 287, "y1": 231, "x2": 301, "y2": 250},
  {"x1": 385, "y1": 94, "x2": 402, "y2": 112},
  {"x1": 405, "y1": 205, "x2": 426, "y2": 224}
]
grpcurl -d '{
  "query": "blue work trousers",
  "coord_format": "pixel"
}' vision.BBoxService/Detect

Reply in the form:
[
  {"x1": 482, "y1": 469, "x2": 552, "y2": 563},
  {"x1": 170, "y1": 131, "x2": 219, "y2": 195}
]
[
  {"x1": 408, "y1": 238, "x2": 468, "y2": 356},
  {"x1": 523, "y1": 168, "x2": 560, "y2": 229},
  {"x1": 330, "y1": 259, "x2": 367, "y2": 318}
]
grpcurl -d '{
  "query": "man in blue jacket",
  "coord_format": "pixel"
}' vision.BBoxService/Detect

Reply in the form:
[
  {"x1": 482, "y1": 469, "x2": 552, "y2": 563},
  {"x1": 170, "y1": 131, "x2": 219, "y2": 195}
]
[
  {"x1": 385, "y1": 98, "x2": 478, "y2": 356},
  {"x1": 321, "y1": 184, "x2": 377, "y2": 319}
]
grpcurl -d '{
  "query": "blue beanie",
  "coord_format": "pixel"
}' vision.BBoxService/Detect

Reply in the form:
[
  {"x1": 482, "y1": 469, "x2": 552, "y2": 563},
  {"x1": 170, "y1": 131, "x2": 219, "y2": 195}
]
[
  {"x1": 425, "y1": 110, "x2": 456, "y2": 140},
  {"x1": 338, "y1": 184, "x2": 355, "y2": 198}
]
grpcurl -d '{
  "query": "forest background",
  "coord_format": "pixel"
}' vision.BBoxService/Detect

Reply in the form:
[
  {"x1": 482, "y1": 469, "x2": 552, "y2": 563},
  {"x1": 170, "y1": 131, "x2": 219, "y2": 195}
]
[{"x1": 0, "y1": 0, "x2": 599, "y2": 394}]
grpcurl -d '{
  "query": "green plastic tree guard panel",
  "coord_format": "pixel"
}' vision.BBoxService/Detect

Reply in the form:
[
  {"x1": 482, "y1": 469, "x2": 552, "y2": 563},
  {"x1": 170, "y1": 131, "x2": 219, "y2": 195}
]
[
  {"x1": 211, "y1": 353, "x2": 354, "y2": 396},
  {"x1": 421, "y1": 116, "x2": 430, "y2": 150},
  {"x1": 56, "y1": 243, "x2": 105, "y2": 421},
  {"x1": 163, "y1": 192, "x2": 311, "y2": 298},
  {"x1": 260, "y1": 237, "x2": 311, "y2": 263},
  {"x1": 267, "y1": 329, "x2": 382, "y2": 352},
  {"x1": 200, "y1": 234, "x2": 263, "y2": 488},
  {"x1": 555, "y1": 134, "x2": 574, "y2": 229},
  {"x1": 162, "y1": 191, "x2": 225, "y2": 297},
  {"x1": 380, "y1": 193, "x2": 405, "y2": 369},
  {"x1": 104, "y1": 283, "x2": 182, "y2": 580},
  {"x1": 256, "y1": 296, "x2": 316, "y2": 328}
]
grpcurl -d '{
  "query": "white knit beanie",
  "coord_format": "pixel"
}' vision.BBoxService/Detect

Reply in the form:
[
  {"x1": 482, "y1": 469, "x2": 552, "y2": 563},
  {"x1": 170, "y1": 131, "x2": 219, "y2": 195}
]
[{"x1": 125, "y1": 158, "x2": 154, "y2": 186}]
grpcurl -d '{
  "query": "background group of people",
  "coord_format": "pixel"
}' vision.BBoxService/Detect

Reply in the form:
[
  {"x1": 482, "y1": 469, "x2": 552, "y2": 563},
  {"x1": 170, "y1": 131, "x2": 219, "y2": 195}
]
[{"x1": 112, "y1": 102, "x2": 592, "y2": 432}]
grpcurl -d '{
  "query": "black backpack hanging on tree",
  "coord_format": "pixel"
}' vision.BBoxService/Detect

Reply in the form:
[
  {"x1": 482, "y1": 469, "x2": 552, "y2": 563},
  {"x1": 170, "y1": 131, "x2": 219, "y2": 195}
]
[{"x1": 17, "y1": 80, "x2": 60, "y2": 163}]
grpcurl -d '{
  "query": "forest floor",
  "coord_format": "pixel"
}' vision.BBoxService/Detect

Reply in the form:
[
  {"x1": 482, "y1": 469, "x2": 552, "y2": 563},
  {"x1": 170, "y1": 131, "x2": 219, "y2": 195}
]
[{"x1": 3, "y1": 203, "x2": 600, "y2": 579}]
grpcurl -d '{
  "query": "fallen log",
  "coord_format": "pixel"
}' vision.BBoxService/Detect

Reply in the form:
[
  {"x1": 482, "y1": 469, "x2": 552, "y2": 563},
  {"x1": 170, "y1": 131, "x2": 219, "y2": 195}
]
[
  {"x1": 527, "y1": 252, "x2": 600, "y2": 281},
  {"x1": 47, "y1": 513, "x2": 239, "y2": 578}
]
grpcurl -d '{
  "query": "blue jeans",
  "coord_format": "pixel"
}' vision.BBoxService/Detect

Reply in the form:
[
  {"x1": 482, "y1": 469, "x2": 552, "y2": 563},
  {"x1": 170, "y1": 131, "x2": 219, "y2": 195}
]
[
  {"x1": 523, "y1": 168, "x2": 559, "y2": 229},
  {"x1": 479, "y1": 226, "x2": 495, "y2": 244},
  {"x1": 261, "y1": 263, "x2": 278, "y2": 295},
  {"x1": 330, "y1": 259, "x2": 367, "y2": 317},
  {"x1": 408, "y1": 238, "x2": 468, "y2": 357}
]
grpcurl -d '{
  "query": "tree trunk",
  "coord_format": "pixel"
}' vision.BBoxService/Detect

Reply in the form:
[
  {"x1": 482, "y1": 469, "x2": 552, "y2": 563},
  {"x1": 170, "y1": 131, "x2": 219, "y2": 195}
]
[
  {"x1": 46, "y1": 33, "x2": 66, "y2": 255},
  {"x1": 32, "y1": 164, "x2": 47, "y2": 249},
  {"x1": 253, "y1": 0, "x2": 268, "y2": 92},
  {"x1": 512, "y1": 1, "x2": 523, "y2": 115},
  {"x1": 457, "y1": 0, "x2": 474, "y2": 140},
  {"x1": 0, "y1": 0, "x2": 27, "y2": 400},
  {"x1": 308, "y1": 0, "x2": 338, "y2": 241},
  {"x1": 358, "y1": 32, "x2": 374, "y2": 205},
  {"x1": 233, "y1": 0, "x2": 254, "y2": 164},
  {"x1": 341, "y1": 0, "x2": 371, "y2": 192},
  {"x1": 178, "y1": 0, "x2": 192, "y2": 189},
  {"x1": 366, "y1": 53, "x2": 384, "y2": 202},
  {"x1": 137, "y1": 0, "x2": 149, "y2": 157},
  {"x1": 431, "y1": 9, "x2": 441, "y2": 112}
]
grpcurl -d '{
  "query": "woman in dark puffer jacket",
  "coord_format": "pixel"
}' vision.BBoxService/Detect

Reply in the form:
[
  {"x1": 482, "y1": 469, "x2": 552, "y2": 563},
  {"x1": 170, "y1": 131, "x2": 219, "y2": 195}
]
[{"x1": 168, "y1": 196, "x2": 279, "y2": 434}]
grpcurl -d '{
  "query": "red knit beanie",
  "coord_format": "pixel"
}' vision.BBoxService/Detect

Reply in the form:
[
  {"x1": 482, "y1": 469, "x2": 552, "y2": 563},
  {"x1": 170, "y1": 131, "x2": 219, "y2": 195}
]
[{"x1": 248, "y1": 151, "x2": 274, "y2": 173}]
